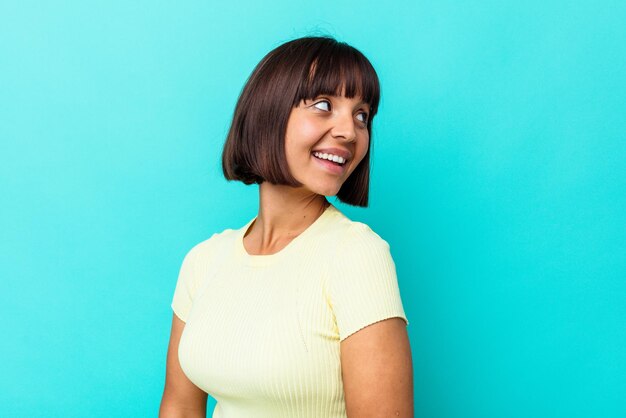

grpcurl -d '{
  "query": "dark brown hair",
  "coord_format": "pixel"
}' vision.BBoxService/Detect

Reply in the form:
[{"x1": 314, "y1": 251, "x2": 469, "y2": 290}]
[{"x1": 221, "y1": 35, "x2": 381, "y2": 207}]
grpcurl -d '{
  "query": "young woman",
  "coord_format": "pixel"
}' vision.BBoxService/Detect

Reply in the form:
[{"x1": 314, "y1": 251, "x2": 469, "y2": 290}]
[{"x1": 159, "y1": 36, "x2": 413, "y2": 418}]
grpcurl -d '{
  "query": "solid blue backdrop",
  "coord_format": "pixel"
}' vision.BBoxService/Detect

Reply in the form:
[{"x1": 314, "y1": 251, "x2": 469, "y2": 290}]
[{"x1": 1, "y1": 1, "x2": 624, "y2": 417}]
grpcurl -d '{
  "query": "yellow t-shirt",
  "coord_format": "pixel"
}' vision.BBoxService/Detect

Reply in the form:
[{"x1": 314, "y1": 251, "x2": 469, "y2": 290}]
[{"x1": 171, "y1": 203, "x2": 409, "y2": 418}]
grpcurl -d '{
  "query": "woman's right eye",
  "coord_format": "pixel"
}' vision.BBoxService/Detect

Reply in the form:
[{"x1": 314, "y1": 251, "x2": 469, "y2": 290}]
[{"x1": 313, "y1": 100, "x2": 331, "y2": 111}]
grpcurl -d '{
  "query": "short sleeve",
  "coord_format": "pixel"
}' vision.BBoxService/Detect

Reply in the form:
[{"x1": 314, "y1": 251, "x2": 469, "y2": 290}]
[
  {"x1": 171, "y1": 235, "x2": 216, "y2": 322},
  {"x1": 327, "y1": 223, "x2": 409, "y2": 341}
]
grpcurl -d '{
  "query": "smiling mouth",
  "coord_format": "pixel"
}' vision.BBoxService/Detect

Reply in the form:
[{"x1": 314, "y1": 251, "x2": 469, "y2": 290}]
[{"x1": 311, "y1": 152, "x2": 347, "y2": 166}]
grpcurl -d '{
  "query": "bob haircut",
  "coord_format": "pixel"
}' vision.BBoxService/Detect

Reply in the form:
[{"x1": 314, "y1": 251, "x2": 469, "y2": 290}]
[{"x1": 222, "y1": 35, "x2": 381, "y2": 207}]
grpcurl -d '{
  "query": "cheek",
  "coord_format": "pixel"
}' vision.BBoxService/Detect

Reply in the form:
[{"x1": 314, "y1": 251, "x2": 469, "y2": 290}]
[
  {"x1": 298, "y1": 120, "x2": 322, "y2": 145},
  {"x1": 345, "y1": 140, "x2": 369, "y2": 175},
  {"x1": 287, "y1": 116, "x2": 322, "y2": 145},
  {"x1": 356, "y1": 135, "x2": 370, "y2": 162},
  {"x1": 285, "y1": 127, "x2": 316, "y2": 166}
]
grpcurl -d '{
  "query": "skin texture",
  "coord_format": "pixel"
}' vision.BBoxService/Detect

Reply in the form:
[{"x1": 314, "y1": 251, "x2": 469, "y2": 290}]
[
  {"x1": 159, "y1": 314, "x2": 207, "y2": 418},
  {"x1": 341, "y1": 318, "x2": 414, "y2": 417},
  {"x1": 160, "y1": 93, "x2": 414, "y2": 416}
]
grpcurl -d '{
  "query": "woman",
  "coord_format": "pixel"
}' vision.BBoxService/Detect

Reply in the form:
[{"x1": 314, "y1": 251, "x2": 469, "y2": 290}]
[{"x1": 159, "y1": 36, "x2": 413, "y2": 418}]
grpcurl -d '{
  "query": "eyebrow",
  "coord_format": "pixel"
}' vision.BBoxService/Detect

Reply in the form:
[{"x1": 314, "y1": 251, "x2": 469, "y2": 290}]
[
  {"x1": 357, "y1": 101, "x2": 371, "y2": 111},
  {"x1": 310, "y1": 95, "x2": 370, "y2": 110}
]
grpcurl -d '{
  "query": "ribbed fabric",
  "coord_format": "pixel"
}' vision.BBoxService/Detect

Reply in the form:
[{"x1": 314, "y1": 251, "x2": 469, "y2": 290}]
[{"x1": 171, "y1": 203, "x2": 408, "y2": 418}]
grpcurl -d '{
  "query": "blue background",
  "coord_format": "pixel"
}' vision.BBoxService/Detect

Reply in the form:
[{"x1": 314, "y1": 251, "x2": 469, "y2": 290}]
[{"x1": 1, "y1": 1, "x2": 624, "y2": 417}]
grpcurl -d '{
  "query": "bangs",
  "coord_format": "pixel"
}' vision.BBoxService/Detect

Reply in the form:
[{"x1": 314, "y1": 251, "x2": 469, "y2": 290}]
[{"x1": 293, "y1": 42, "x2": 380, "y2": 116}]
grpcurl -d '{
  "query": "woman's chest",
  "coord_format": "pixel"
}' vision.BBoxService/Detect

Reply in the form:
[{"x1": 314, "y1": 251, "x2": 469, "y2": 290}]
[{"x1": 178, "y1": 264, "x2": 342, "y2": 400}]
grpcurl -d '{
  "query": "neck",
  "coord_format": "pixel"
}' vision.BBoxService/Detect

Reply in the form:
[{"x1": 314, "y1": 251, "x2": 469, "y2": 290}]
[{"x1": 246, "y1": 183, "x2": 329, "y2": 244}]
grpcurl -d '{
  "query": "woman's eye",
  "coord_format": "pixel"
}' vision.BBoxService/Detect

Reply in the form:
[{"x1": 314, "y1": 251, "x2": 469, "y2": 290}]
[
  {"x1": 312, "y1": 99, "x2": 368, "y2": 124},
  {"x1": 313, "y1": 100, "x2": 331, "y2": 111},
  {"x1": 356, "y1": 112, "x2": 369, "y2": 124}
]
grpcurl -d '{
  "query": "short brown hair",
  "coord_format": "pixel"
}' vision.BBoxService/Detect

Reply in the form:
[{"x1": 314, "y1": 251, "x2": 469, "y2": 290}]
[{"x1": 221, "y1": 36, "x2": 381, "y2": 207}]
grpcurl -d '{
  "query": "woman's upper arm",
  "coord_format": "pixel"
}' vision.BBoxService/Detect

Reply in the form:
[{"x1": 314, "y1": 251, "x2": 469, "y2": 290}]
[
  {"x1": 159, "y1": 313, "x2": 207, "y2": 418},
  {"x1": 340, "y1": 317, "x2": 414, "y2": 418}
]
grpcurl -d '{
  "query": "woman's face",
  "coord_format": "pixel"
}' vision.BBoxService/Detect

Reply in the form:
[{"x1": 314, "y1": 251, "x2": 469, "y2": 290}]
[{"x1": 284, "y1": 93, "x2": 370, "y2": 197}]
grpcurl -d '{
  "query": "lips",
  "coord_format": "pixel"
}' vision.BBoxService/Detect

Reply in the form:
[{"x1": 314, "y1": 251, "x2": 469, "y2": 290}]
[
  {"x1": 310, "y1": 147, "x2": 352, "y2": 162},
  {"x1": 312, "y1": 151, "x2": 347, "y2": 165},
  {"x1": 311, "y1": 153, "x2": 346, "y2": 175}
]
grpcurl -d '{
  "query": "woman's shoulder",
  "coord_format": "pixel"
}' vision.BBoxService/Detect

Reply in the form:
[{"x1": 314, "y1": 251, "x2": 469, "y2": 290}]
[
  {"x1": 345, "y1": 222, "x2": 391, "y2": 256},
  {"x1": 327, "y1": 208, "x2": 391, "y2": 253},
  {"x1": 183, "y1": 225, "x2": 240, "y2": 258},
  {"x1": 327, "y1": 209, "x2": 395, "y2": 284}
]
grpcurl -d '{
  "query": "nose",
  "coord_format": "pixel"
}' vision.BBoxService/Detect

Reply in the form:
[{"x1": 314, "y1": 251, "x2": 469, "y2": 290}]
[{"x1": 330, "y1": 111, "x2": 357, "y2": 143}]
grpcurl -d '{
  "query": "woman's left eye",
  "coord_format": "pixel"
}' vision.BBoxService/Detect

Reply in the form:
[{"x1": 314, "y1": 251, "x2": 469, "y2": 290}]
[{"x1": 356, "y1": 112, "x2": 369, "y2": 124}]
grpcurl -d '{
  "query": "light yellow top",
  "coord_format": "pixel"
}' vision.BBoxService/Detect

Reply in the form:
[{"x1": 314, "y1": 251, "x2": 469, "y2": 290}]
[{"x1": 171, "y1": 203, "x2": 409, "y2": 418}]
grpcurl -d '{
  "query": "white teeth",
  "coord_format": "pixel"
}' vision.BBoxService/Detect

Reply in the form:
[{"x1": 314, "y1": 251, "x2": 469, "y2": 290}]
[{"x1": 313, "y1": 152, "x2": 346, "y2": 164}]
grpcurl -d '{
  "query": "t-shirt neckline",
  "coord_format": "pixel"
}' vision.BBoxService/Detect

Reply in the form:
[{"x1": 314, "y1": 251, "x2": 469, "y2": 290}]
[{"x1": 236, "y1": 203, "x2": 338, "y2": 267}]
